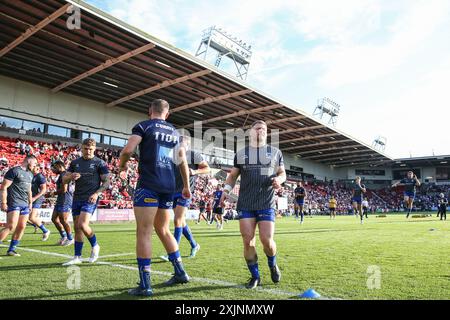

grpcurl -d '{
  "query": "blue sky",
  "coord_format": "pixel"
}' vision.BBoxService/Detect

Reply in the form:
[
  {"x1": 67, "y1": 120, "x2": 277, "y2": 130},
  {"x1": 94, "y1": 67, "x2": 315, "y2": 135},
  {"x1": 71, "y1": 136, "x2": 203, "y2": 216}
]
[{"x1": 86, "y1": 0, "x2": 450, "y2": 158}]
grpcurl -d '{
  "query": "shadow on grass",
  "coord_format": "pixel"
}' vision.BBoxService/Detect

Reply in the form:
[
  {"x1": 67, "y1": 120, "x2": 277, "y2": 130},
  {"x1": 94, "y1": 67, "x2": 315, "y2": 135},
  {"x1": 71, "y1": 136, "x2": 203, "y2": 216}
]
[
  {"x1": 6, "y1": 284, "x2": 238, "y2": 300},
  {"x1": 0, "y1": 262, "x2": 64, "y2": 272},
  {"x1": 98, "y1": 284, "x2": 249, "y2": 300}
]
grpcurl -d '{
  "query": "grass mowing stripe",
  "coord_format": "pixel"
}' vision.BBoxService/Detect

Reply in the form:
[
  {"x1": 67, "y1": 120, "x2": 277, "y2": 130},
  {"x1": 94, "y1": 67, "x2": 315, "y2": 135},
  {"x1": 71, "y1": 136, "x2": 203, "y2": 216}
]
[{"x1": 0, "y1": 244, "x2": 339, "y2": 300}]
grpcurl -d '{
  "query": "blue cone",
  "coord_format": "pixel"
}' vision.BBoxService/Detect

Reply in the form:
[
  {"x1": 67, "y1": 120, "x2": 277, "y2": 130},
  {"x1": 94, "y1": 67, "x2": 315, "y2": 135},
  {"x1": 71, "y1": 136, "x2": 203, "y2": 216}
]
[{"x1": 300, "y1": 288, "x2": 321, "y2": 299}]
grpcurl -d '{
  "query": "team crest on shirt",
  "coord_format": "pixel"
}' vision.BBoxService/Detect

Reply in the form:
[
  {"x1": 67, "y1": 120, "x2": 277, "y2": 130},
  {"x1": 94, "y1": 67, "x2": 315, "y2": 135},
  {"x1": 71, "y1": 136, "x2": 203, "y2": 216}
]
[{"x1": 89, "y1": 164, "x2": 96, "y2": 169}]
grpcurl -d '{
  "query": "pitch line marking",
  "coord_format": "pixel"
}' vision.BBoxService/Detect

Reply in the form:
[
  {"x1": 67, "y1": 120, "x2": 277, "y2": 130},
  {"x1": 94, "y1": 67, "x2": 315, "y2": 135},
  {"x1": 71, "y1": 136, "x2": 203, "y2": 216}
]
[{"x1": 0, "y1": 244, "x2": 340, "y2": 300}]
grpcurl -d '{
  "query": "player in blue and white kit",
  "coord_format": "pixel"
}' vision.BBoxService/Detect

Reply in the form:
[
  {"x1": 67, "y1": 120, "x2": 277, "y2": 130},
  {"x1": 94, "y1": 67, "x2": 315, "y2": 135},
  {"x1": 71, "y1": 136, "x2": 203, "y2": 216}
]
[
  {"x1": 119, "y1": 99, "x2": 191, "y2": 297},
  {"x1": 0, "y1": 155, "x2": 37, "y2": 256},
  {"x1": 212, "y1": 185, "x2": 224, "y2": 230},
  {"x1": 28, "y1": 166, "x2": 51, "y2": 241},
  {"x1": 220, "y1": 120, "x2": 286, "y2": 289},
  {"x1": 352, "y1": 176, "x2": 367, "y2": 224},
  {"x1": 392, "y1": 171, "x2": 420, "y2": 218},
  {"x1": 294, "y1": 181, "x2": 307, "y2": 224},
  {"x1": 161, "y1": 135, "x2": 210, "y2": 261},
  {"x1": 51, "y1": 160, "x2": 74, "y2": 246},
  {"x1": 62, "y1": 138, "x2": 110, "y2": 266}
]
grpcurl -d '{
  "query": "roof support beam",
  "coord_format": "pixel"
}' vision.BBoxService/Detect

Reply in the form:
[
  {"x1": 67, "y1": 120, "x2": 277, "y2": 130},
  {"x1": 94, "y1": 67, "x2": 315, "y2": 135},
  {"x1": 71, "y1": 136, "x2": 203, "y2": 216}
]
[
  {"x1": 302, "y1": 149, "x2": 374, "y2": 160},
  {"x1": 296, "y1": 144, "x2": 362, "y2": 156},
  {"x1": 0, "y1": 3, "x2": 71, "y2": 58},
  {"x1": 332, "y1": 159, "x2": 391, "y2": 168},
  {"x1": 170, "y1": 89, "x2": 252, "y2": 114},
  {"x1": 51, "y1": 43, "x2": 156, "y2": 93},
  {"x1": 243, "y1": 115, "x2": 307, "y2": 130},
  {"x1": 280, "y1": 133, "x2": 341, "y2": 145},
  {"x1": 182, "y1": 104, "x2": 282, "y2": 128},
  {"x1": 106, "y1": 69, "x2": 212, "y2": 107},
  {"x1": 269, "y1": 125, "x2": 325, "y2": 137},
  {"x1": 321, "y1": 154, "x2": 382, "y2": 164},
  {"x1": 281, "y1": 139, "x2": 353, "y2": 152}
]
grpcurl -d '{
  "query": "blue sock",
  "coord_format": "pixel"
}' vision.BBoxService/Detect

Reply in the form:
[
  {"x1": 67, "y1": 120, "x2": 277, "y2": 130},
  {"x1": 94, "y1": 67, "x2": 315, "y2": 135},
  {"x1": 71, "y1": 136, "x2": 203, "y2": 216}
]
[
  {"x1": 300, "y1": 212, "x2": 304, "y2": 222},
  {"x1": 39, "y1": 224, "x2": 49, "y2": 234},
  {"x1": 8, "y1": 239, "x2": 20, "y2": 252},
  {"x1": 74, "y1": 241, "x2": 83, "y2": 256},
  {"x1": 182, "y1": 225, "x2": 197, "y2": 248},
  {"x1": 59, "y1": 230, "x2": 67, "y2": 238},
  {"x1": 267, "y1": 255, "x2": 276, "y2": 268},
  {"x1": 168, "y1": 250, "x2": 185, "y2": 276},
  {"x1": 67, "y1": 233, "x2": 73, "y2": 241},
  {"x1": 247, "y1": 261, "x2": 260, "y2": 279},
  {"x1": 137, "y1": 258, "x2": 152, "y2": 289},
  {"x1": 88, "y1": 234, "x2": 97, "y2": 247},
  {"x1": 173, "y1": 227, "x2": 183, "y2": 244}
]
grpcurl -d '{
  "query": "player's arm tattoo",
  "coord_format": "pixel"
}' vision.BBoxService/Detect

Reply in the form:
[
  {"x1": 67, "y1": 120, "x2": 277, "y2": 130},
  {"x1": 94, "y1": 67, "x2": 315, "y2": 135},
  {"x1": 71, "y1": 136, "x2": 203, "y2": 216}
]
[{"x1": 95, "y1": 173, "x2": 111, "y2": 195}]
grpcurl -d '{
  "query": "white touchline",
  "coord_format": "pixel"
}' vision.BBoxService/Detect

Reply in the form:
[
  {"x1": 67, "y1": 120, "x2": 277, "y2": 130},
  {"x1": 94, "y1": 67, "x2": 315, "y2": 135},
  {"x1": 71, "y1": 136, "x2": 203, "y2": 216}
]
[{"x1": 0, "y1": 244, "x2": 340, "y2": 300}]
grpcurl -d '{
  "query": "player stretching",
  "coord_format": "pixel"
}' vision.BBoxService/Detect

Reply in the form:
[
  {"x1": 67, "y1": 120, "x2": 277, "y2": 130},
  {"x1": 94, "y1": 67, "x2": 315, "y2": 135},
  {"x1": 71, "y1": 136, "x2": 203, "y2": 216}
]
[
  {"x1": 119, "y1": 99, "x2": 191, "y2": 297},
  {"x1": 51, "y1": 161, "x2": 74, "y2": 246},
  {"x1": 161, "y1": 136, "x2": 210, "y2": 261},
  {"x1": 0, "y1": 155, "x2": 37, "y2": 256},
  {"x1": 62, "y1": 138, "x2": 110, "y2": 266},
  {"x1": 294, "y1": 181, "x2": 307, "y2": 224},
  {"x1": 29, "y1": 166, "x2": 51, "y2": 241},
  {"x1": 391, "y1": 171, "x2": 420, "y2": 218},
  {"x1": 220, "y1": 120, "x2": 285, "y2": 289},
  {"x1": 352, "y1": 176, "x2": 366, "y2": 224}
]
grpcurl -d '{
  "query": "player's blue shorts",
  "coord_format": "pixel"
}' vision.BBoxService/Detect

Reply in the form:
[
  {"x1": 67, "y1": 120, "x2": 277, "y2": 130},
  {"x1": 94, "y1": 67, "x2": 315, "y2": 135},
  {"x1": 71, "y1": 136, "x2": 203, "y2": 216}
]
[
  {"x1": 7, "y1": 205, "x2": 30, "y2": 215},
  {"x1": 133, "y1": 188, "x2": 174, "y2": 209},
  {"x1": 32, "y1": 200, "x2": 43, "y2": 209},
  {"x1": 352, "y1": 197, "x2": 362, "y2": 204},
  {"x1": 296, "y1": 198, "x2": 305, "y2": 205},
  {"x1": 173, "y1": 193, "x2": 191, "y2": 208},
  {"x1": 238, "y1": 208, "x2": 275, "y2": 222},
  {"x1": 54, "y1": 204, "x2": 72, "y2": 213},
  {"x1": 404, "y1": 191, "x2": 415, "y2": 198},
  {"x1": 72, "y1": 201, "x2": 97, "y2": 216}
]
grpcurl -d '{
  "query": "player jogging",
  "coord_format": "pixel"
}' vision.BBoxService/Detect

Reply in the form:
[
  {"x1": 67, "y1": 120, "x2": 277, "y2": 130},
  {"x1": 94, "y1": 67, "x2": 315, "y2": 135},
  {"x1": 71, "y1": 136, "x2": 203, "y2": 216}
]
[
  {"x1": 161, "y1": 136, "x2": 210, "y2": 261},
  {"x1": 362, "y1": 197, "x2": 369, "y2": 219},
  {"x1": 119, "y1": 99, "x2": 191, "y2": 297},
  {"x1": 212, "y1": 185, "x2": 225, "y2": 230},
  {"x1": 0, "y1": 155, "x2": 37, "y2": 256},
  {"x1": 294, "y1": 181, "x2": 307, "y2": 224},
  {"x1": 352, "y1": 176, "x2": 367, "y2": 224},
  {"x1": 29, "y1": 166, "x2": 51, "y2": 241},
  {"x1": 437, "y1": 193, "x2": 447, "y2": 221},
  {"x1": 62, "y1": 138, "x2": 110, "y2": 266},
  {"x1": 220, "y1": 120, "x2": 286, "y2": 289},
  {"x1": 196, "y1": 197, "x2": 208, "y2": 224},
  {"x1": 391, "y1": 171, "x2": 420, "y2": 218},
  {"x1": 51, "y1": 160, "x2": 74, "y2": 246}
]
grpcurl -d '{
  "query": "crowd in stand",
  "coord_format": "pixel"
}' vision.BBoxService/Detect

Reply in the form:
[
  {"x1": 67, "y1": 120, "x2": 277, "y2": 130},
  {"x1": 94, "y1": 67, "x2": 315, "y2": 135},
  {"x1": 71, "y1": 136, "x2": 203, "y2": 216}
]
[{"x1": 1, "y1": 136, "x2": 449, "y2": 215}]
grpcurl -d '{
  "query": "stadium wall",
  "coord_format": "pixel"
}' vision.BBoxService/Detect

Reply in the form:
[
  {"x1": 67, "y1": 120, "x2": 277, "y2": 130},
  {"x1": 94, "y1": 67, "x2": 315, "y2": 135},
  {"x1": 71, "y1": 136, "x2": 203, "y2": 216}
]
[
  {"x1": 0, "y1": 75, "x2": 144, "y2": 139},
  {"x1": 283, "y1": 153, "x2": 348, "y2": 181}
]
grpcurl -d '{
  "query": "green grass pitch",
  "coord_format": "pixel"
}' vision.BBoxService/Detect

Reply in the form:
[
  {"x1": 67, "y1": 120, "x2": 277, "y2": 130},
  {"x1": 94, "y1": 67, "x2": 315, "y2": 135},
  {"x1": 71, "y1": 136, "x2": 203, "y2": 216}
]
[{"x1": 0, "y1": 214, "x2": 448, "y2": 300}]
